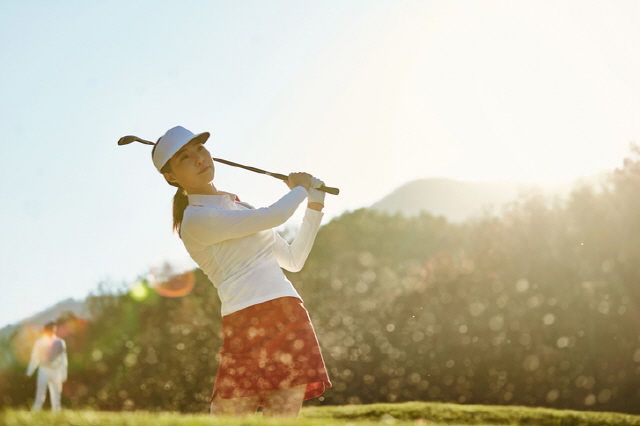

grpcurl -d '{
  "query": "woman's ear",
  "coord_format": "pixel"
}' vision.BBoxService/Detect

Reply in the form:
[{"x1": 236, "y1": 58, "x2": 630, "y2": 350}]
[{"x1": 163, "y1": 171, "x2": 178, "y2": 185}]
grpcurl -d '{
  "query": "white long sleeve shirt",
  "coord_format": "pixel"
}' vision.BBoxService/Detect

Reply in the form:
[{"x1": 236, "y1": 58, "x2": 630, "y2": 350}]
[
  {"x1": 180, "y1": 186, "x2": 323, "y2": 316},
  {"x1": 26, "y1": 335, "x2": 68, "y2": 379}
]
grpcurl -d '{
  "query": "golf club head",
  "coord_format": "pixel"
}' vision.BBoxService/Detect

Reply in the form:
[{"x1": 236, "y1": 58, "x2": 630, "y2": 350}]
[{"x1": 117, "y1": 135, "x2": 155, "y2": 146}]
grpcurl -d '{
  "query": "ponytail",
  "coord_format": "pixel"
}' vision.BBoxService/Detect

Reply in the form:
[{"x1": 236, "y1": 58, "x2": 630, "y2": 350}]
[
  {"x1": 160, "y1": 162, "x2": 189, "y2": 234},
  {"x1": 172, "y1": 186, "x2": 189, "y2": 233}
]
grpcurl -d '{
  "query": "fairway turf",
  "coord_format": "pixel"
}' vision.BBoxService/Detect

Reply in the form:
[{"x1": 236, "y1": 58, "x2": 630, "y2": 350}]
[{"x1": 2, "y1": 401, "x2": 640, "y2": 426}]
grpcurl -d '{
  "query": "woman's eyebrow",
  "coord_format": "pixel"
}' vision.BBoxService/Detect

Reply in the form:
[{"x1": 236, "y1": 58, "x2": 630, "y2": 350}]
[{"x1": 175, "y1": 140, "x2": 203, "y2": 158}]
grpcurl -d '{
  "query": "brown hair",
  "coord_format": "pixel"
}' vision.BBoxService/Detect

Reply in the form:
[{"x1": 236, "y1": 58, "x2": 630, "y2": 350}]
[{"x1": 160, "y1": 162, "x2": 189, "y2": 234}]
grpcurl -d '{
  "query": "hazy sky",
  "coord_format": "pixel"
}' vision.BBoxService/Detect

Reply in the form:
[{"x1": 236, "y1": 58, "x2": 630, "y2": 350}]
[{"x1": 2, "y1": 1, "x2": 640, "y2": 328}]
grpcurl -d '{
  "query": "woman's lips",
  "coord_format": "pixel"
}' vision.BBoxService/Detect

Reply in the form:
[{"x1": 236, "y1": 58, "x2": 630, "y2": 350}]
[{"x1": 199, "y1": 166, "x2": 211, "y2": 174}]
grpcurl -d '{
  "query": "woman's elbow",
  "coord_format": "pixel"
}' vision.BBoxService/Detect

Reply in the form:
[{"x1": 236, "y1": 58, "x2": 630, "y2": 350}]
[
  {"x1": 284, "y1": 261, "x2": 304, "y2": 273},
  {"x1": 260, "y1": 208, "x2": 292, "y2": 228}
]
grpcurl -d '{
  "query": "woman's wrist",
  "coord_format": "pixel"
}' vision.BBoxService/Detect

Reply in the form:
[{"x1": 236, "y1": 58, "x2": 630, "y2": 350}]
[{"x1": 307, "y1": 202, "x2": 324, "y2": 211}]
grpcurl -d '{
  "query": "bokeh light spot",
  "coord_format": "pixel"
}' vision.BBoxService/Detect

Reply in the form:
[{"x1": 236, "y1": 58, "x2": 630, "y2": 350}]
[
  {"x1": 516, "y1": 278, "x2": 530, "y2": 292},
  {"x1": 130, "y1": 281, "x2": 149, "y2": 301}
]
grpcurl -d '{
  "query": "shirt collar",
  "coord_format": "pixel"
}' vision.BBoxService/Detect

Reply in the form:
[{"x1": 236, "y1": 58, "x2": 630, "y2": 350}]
[{"x1": 188, "y1": 191, "x2": 237, "y2": 208}]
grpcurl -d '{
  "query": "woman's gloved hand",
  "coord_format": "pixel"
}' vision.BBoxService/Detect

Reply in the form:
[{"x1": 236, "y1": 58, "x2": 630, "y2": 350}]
[{"x1": 308, "y1": 177, "x2": 326, "y2": 206}]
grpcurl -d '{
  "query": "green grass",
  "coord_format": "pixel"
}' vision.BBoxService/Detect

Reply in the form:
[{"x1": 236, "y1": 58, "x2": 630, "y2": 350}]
[{"x1": 2, "y1": 401, "x2": 640, "y2": 426}]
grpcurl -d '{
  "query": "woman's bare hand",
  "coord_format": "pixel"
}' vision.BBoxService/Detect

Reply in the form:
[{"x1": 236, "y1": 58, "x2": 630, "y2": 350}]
[{"x1": 286, "y1": 172, "x2": 312, "y2": 191}]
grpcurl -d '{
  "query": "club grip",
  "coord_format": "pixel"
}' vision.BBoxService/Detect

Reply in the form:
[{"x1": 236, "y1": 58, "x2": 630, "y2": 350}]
[{"x1": 319, "y1": 185, "x2": 340, "y2": 195}]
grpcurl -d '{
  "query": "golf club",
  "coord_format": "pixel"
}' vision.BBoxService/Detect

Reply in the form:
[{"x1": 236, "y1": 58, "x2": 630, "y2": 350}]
[{"x1": 117, "y1": 135, "x2": 340, "y2": 195}]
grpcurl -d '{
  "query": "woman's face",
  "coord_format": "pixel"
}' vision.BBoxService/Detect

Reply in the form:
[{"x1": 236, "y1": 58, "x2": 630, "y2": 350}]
[{"x1": 163, "y1": 140, "x2": 215, "y2": 193}]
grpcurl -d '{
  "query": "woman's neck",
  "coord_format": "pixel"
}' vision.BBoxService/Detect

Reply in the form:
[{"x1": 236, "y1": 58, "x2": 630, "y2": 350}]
[{"x1": 185, "y1": 182, "x2": 219, "y2": 196}]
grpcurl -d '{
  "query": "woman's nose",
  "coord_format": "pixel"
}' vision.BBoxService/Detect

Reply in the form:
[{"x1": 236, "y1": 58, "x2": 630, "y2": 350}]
[{"x1": 194, "y1": 151, "x2": 204, "y2": 164}]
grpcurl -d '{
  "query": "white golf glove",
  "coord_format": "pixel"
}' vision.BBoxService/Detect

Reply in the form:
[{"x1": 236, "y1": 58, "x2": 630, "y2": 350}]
[{"x1": 308, "y1": 177, "x2": 326, "y2": 205}]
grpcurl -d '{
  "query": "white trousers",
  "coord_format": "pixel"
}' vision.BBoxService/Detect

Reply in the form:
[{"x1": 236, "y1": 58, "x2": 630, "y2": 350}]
[{"x1": 32, "y1": 366, "x2": 63, "y2": 412}]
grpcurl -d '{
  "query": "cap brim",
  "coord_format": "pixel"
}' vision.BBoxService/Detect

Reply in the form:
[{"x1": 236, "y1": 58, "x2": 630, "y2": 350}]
[{"x1": 192, "y1": 132, "x2": 210, "y2": 145}]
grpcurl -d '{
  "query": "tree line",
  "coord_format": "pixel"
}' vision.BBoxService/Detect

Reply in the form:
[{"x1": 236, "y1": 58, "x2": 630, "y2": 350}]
[{"x1": 2, "y1": 146, "x2": 640, "y2": 414}]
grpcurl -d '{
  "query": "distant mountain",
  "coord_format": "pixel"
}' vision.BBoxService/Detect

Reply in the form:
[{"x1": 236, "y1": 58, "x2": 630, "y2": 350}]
[
  {"x1": 21, "y1": 298, "x2": 90, "y2": 325},
  {"x1": 0, "y1": 298, "x2": 89, "y2": 339},
  {"x1": 371, "y1": 178, "x2": 571, "y2": 222}
]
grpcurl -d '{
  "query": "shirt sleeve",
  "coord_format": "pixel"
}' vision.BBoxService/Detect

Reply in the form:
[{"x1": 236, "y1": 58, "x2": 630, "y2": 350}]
[
  {"x1": 273, "y1": 207, "x2": 324, "y2": 272},
  {"x1": 181, "y1": 186, "x2": 308, "y2": 246},
  {"x1": 26, "y1": 339, "x2": 41, "y2": 376},
  {"x1": 61, "y1": 340, "x2": 68, "y2": 381}
]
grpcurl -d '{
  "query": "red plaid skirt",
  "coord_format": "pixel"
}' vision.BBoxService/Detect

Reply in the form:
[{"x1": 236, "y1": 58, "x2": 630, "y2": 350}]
[{"x1": 211, "y1": 297, "x2": 331, "y2": 402}]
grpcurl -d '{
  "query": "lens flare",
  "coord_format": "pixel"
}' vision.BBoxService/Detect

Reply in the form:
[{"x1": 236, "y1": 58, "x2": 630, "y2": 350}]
[
  {"x1": 9, "y1": 316, "x2": 88, "y2": 368},
  {"x1": 10, "y1": 324, "x2": 41, "y2": 367},
  {"x1": 147, "y1": 264, "x2": 195, "y2": 298},
  {"x1": 56, "y1": 315, "x2": 87, "y2": 338}
]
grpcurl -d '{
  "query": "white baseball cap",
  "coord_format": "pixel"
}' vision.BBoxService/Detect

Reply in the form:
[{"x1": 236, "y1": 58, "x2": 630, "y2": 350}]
[{"x1": 152, "y1": 126, "x2": 210, "y2": 172}]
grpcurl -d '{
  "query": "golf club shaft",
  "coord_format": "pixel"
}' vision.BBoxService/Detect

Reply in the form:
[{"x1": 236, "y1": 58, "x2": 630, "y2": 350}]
[{"x1": 213, "y1": 157, "x2": 339, "y2": 195}]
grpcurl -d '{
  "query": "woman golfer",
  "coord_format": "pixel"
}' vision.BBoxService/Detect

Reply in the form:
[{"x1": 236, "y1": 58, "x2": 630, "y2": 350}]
[{"x1": 149, "y1": 126, "x2": 331, "y2": 417}]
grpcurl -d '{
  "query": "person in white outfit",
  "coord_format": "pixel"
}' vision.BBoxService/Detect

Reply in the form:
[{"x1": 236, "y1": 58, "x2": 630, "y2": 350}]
[{"x1": 26, "y1": 321, "x2": 68, "y2": 412}]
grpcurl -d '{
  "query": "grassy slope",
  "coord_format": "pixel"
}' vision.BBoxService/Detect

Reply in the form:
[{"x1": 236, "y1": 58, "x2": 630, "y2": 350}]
[
  {"x1": 2, "y1": 401, "x2": 640, "y2": 426},
  {"x1": 305, "y1": 401, "x2": 640, "y2": 425}
]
